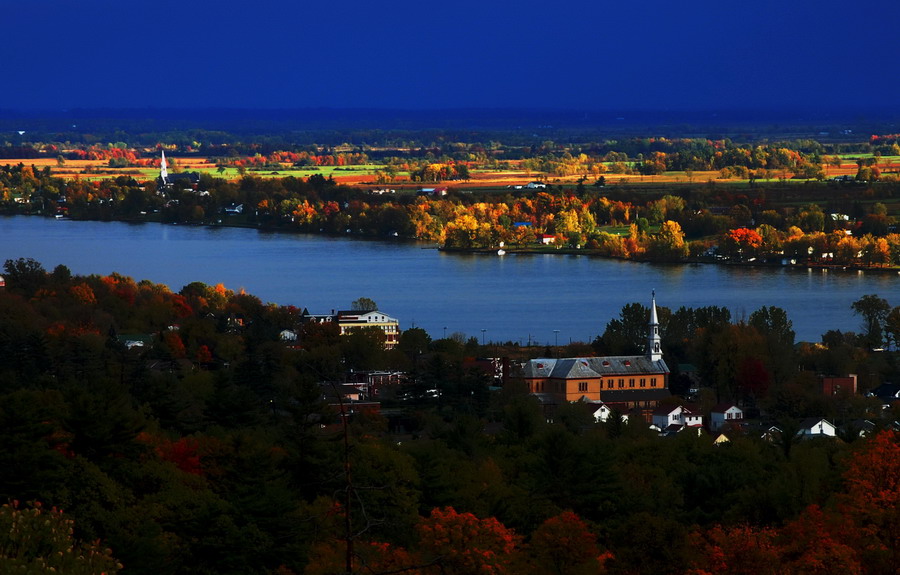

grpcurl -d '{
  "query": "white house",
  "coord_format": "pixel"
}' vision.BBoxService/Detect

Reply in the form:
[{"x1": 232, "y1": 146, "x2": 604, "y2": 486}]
[
  {"x1": 797, "y1": 418, "x2": 836, "y2": 438},
  {"x1": 710, "y1": 403, "x2": 743, "y2": 431},
  {"x1": 582, "y1": 400, "x2": 629, "y2": 424},
  {"x1": 651, "y1": 405, "x2": 703, "y2": 432}
]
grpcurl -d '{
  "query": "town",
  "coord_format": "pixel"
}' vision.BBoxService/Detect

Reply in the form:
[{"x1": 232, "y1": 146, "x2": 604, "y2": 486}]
[{"x1": 0, "y1": 257, "x2": 897, "y2": 574}]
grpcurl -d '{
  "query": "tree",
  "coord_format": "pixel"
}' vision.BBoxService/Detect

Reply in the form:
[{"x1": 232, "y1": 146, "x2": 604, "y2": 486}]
[
  {"x1": 646, "y1": 220, "x2": 688, "y2": 261},
  {"x1": 721, "y1": 228, "x2": 763, "y2": 261},
  {"x1": 0, "y1": 501, "x2": 121, "y2": 573},
  {"x1": 839, "y1": 430, "x2": 900, "y2": 574},
  {"x1": 885, "y1": 306, "x2": 900, "y2": 351},
  {"x1": 529, "y1": 511, "x2": 609, "y2": 575},
  {"x1": 416, "y1": 507, "x2": 521, "y2": 575},
  {"x1": 749, "y1": 306, "x2": 796, "y2": 386},
  {"x1": 851, "y1": 294, "x2": 890, "y2": 349},
  {"x1": 3, "y1": 257, "x2": 48, "y2": 296},
  {"x1": 689, "y1": 523, "x2": 780, "y2": 575},
  {"x1": 351, "y1": 297, "x2": 378, "y2": 312}
]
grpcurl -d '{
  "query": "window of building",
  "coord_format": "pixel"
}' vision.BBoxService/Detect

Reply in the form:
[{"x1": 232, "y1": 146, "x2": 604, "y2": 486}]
[
  {"x1": 629, "y1": 378, "x2": 635, "y2": 388},
  {"x1": 578, "y1": 382, "x2": 588, "y2": 392},
  {"x1": 618, "y1": 379, "x2": 624, "y2": 388},
  {"x1": 640, "y1": 378, "x2": 646, "y2": 387},
  {"x1": 650, "y1": 378, "x2": 657, "y2": 387}
]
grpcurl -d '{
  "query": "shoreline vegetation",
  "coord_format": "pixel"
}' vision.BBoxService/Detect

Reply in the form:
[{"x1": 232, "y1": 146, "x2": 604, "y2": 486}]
[{"x1": 2, "y1": 124, "x2": 900, "y2": 271}]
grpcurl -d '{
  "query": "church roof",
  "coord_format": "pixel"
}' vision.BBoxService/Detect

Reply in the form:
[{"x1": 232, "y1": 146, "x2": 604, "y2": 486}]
[
  {"x1": 601, "y1": 389, "x2": 672, "y2": 402},
  {"x1": 521, "y1": 356, "x2": 669, "y2": 379}
]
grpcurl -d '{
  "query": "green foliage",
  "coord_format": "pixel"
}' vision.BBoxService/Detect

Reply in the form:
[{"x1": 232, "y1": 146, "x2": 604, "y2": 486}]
[{"x1": 0, "y1": 260, "x2": 896, "y2": 574}]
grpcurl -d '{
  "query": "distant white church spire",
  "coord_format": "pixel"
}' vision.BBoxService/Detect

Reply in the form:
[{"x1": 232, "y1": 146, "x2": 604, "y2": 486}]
[
  {"x1": 648, "y1": 290, "x2": 662, "y2": 361},
  {"x1": 160, "y1": 149, "x2": 169, "y2": 185}
]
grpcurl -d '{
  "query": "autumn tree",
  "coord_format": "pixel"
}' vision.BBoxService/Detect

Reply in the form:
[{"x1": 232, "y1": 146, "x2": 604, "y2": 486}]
[
  {"x1": 0, "y1": 501, "x2": 121, "y2": 574},
  {"x1": 646, "y1": 220, "x2": 688, "y2": 261},
  {"x1": 838, "y1": 430, "x2": 900, "y2": 574},
  {"x1": 721, "y1": 228, "x2": 763, "y2": 261},
  {"x1": 529, "y1": 511, "x2": 610, "y2": 575},
  {"x1": 688, "y1": 523, "x2": 780, "y2": 575},
  {"x1": 416, "y1": 507, "x2": 521, "y2": 575}
]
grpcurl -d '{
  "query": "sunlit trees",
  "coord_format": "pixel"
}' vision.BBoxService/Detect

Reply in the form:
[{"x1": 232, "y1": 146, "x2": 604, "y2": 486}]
[
  {"x1": 0, "y1": 501, "x2": 121, "y2": 574},
  {"x1": 646, "y1": 220, "x2": 688, "y2": 261},
  {"x1": 721, "y1": 228, "x2": 763, "y2": 261}
]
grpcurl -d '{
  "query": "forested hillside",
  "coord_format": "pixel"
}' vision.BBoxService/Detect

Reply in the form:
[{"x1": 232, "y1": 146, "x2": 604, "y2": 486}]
[{"x1": 1, "y1": 258, "x2": 899, "y2": 574}]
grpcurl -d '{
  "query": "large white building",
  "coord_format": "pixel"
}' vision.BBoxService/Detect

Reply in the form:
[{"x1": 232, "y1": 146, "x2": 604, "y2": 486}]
[{"x1": 301, "y1": 309, "x2": 401, "y2": 349}]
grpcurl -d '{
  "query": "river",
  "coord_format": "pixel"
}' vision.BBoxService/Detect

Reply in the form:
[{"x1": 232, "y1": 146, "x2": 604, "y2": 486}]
[{"x1": 1, "y1": 216, "x2": 896, "y2": 344}]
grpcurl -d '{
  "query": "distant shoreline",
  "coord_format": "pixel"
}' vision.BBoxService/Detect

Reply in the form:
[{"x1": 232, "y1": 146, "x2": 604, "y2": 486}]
[{"x1": 439, "y1": 245, "x2": 900, "y2": 274}]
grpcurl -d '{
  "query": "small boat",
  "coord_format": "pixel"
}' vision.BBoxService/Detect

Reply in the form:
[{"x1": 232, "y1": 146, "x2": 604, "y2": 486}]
[{"x1": 497, "y1": 249, "x2": 506, "y2": 256}]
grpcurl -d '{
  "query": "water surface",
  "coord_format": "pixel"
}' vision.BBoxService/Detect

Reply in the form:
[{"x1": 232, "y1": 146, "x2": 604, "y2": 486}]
[{"x1": 2, "y1": 216, "x2": 896, "y2": 345}]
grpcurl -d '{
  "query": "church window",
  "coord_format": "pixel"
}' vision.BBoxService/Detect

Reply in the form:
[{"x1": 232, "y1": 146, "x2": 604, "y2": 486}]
[
  {"x1": 578, "y1": 382, "x2": 588, "y2": 392},
  {"x1": 629, "y1": 378, "x2": 635, "y2": 388},
  {"x1": 650, "y1": 378, "x2": 657, "y2": 387},
  {"x1": 640, "y1": 378, "x2": 646, "y2": 387},
  {"x1": 618, "y1": 379, "x2": 624, "y2": 388}
]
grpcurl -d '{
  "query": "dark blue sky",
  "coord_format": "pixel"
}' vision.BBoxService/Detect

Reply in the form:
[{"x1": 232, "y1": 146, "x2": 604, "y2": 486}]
[{"x1": 5, "y1": 0, "x2": 898, "y2": 112}]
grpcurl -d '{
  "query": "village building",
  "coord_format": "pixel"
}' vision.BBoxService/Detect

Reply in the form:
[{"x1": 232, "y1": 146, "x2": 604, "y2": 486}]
[
  {"x1": 156, "y1": 149, "x2": 202, "y2": 192},
  {"x1": 651, "y1": 404, "x2": 703, "y2": 434},
  {"x1": 797, "y1": 418, "x2": 837, "y2": 438},
  {"x1": 519, "y1": 293, "x2": 671, "y2": 421},
  {"x1": 710, "y1": 403, "x2": 744, "y2": 432},
  {"x1": 301, "y1": 308, "x2": 401, "y2": 349},
  {"x1": 821, "y1": 374, "x2": 857, "y2": 396}
]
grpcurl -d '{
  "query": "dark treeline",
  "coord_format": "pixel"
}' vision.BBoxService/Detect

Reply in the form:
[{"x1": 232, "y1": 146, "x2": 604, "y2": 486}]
[
  {"x1": 1, "y1": 257, "x2": 900, "y2": 574},
  {"x1": 2, "y1": 107, "x2": 899, "y2": 148}
]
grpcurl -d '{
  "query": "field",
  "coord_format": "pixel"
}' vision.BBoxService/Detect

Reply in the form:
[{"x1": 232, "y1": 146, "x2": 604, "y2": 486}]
[{"x1": 6, "y1": 155, "x2": 899, "y2": 190}]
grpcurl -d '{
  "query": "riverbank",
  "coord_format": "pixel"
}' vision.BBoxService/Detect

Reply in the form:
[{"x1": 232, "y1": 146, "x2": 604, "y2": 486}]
[{"x1": 439, "y1": 245, "x2": 900, "y2": 274}]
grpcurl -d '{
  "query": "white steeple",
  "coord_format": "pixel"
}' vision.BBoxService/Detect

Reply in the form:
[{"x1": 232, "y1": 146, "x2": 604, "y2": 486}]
[
  {"x1": 160, "y1": 150, "x2": 169, "y2": 185},
  {"x1": 648, "y1": 290, "x2": 662, "y2": 361}
]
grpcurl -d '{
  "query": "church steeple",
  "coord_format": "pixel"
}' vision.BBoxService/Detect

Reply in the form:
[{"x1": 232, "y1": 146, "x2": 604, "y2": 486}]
[
  {"x1": 648, "y1": 290, "x2": 662, "y2": 361},
  {"x1": 160, "y1": 150, "x2": 169, "y2": 185}
]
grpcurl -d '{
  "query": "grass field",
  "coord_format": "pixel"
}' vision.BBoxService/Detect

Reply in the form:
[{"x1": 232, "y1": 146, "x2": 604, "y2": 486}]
[{"x1": 4, "y1": 155, "x2": 898, "y2": 188}]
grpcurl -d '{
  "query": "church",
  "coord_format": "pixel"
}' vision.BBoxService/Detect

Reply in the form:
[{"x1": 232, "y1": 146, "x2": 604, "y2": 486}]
[{"x1": 519, "y1": 293, "x2": 671, "y2": 420}]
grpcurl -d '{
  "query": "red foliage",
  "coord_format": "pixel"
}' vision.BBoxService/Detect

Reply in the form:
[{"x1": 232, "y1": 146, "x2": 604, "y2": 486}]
[
  {"x1": 195, "y1": 344, "x2": 213, "y2": 364},
  {"x1": 838, "y1": 430, "x2": 900, "y2": 573},
  {"x1": 417, "y1": 507, "x2": 521, "y2": 575},
  {"x1": 163, "y1": 331, "x2": 186, "y2": 359},
  {"x1": 170, "y1": 294, "x2": 194, "y2": 318},
  {"x1": 305, "y1": 540, "x2": 419, "y2": 575},
  {"x1": 688, "y1": 523, "x2": 780, "y2": 575},
  {"x1": 138, "y1": 433, "x2": 204, "y2": 476},
  {"x1": 530, "y1": 511, "x2": 609, "y2": 574},
  {"x1": 778, "y1": 505, "x2": 862, "y2": 575}
]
